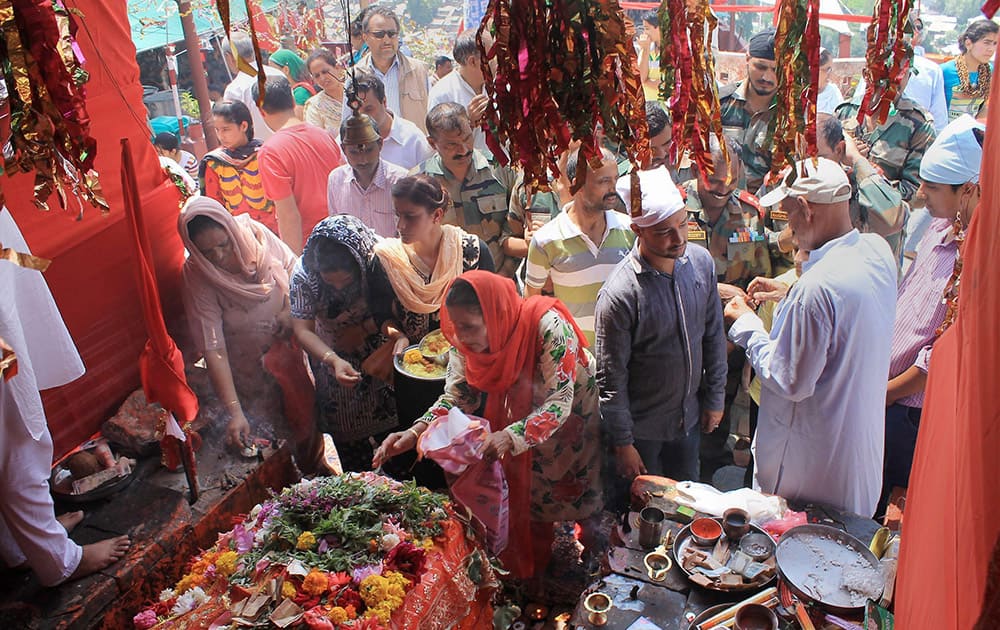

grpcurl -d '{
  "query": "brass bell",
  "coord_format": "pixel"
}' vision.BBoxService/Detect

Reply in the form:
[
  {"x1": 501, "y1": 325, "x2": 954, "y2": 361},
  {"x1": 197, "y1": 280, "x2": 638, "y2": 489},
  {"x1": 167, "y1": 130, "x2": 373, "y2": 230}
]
[{"x1": 340, "y1": 112, "x2": 380, "y2": 147}]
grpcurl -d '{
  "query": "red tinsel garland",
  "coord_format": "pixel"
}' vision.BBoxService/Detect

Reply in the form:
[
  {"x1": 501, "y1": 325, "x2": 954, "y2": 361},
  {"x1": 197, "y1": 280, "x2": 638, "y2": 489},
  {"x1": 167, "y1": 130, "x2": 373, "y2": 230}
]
[
  {"x1": 477, "y1": 0, "x2": 648, "y2": 198},
  {"x1": 768, "y1": 0, "x2": 821, "y2": 178},
  {"x1": 657, "y1": 0, "x2": 726, "y2": 176},
  {"x1": 857, "y1": 0, "x2": 912, "y2": 126},
  {"x1": 1, "y1": 0, "x2": 105, "y2": 213}
]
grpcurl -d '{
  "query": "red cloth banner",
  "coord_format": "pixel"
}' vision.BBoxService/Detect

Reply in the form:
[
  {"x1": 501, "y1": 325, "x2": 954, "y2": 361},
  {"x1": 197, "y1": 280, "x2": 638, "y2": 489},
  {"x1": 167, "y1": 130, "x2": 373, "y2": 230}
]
[{"x1": 2, "y1": 0, "x2": 186, "y2": 459}]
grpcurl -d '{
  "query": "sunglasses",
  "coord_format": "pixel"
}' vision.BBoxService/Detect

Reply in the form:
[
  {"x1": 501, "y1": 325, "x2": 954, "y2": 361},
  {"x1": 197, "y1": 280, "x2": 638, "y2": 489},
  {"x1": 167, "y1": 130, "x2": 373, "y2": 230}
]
[{"x1": 367, "y1": 30, "x2": 398, "y2": 39}]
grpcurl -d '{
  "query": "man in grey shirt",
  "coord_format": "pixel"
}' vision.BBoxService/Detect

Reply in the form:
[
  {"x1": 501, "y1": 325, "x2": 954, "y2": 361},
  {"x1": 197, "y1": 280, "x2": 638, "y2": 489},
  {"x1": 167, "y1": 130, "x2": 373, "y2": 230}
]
[{"x1": 596, "y1": 167, "x2": 727, "y2": 482}]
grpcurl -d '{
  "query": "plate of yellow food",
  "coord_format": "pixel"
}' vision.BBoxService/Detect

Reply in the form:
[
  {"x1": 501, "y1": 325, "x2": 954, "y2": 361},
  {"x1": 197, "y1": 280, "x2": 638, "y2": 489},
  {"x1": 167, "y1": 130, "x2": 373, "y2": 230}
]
[{"x1": 395, "y1": 344, "x2": 447, "y2": 380}]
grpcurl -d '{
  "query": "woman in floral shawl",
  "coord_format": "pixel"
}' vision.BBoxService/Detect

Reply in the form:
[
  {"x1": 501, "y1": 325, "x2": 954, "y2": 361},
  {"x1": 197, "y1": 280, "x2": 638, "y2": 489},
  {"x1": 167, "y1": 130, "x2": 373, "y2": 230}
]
[
  {"x1": 199, "y1": 101, "x2": 276, "y2": 233},
  {"x1": 290, "y1": 215, "x2": 398, "y2": 471},
  {"x1": 375, "y1": 271, "x2": 603, "y2": 579}
]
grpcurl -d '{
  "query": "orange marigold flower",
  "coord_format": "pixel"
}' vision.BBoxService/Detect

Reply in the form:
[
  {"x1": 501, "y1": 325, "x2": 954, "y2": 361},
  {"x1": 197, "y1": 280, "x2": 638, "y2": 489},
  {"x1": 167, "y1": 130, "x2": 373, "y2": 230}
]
[{"x1": 302, "y1": 569, "x2": 329, "y2": 596}]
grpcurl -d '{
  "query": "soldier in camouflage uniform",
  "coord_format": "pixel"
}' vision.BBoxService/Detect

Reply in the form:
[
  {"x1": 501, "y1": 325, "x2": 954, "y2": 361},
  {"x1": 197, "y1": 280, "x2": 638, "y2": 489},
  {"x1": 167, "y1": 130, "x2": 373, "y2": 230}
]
[
  {"x1": 681, "y1": 137, "x2": 771, "y2": 290},
  {"x1": 817, "y1": 113, "x2": 909, "y2": 263},
  {"x1": 418, "y1": 103, "x2": 519, "y2": 278},
  {"x1": 719, "y1": 29, "x2": 778, "y2": 193},
  {"x1": 679, "y1": 137, "x2": 769, "y2": 482},
  {"x1": 834, "y1": 94, "x2": 937, "y2": 205}
]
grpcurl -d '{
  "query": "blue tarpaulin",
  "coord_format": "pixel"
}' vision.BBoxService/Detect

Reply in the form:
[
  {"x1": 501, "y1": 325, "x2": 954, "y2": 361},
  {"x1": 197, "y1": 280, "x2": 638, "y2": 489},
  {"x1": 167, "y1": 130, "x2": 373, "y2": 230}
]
[{"x1": 127, "y1": 0, "x2": 282, "y2": 52}]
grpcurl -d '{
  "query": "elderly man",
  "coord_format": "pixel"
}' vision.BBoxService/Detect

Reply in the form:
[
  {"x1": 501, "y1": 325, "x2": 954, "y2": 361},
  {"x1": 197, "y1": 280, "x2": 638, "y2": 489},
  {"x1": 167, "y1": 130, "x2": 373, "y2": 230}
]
[
  {"x1": 327, "y1": 113, "x2": 409, "y2": 238},
  {"x1": 223, "y1": 33, "x2": 285, "y2": 141},
  {"x1": 526, "y1": 148, "x2": 634, "y2": 344},
  {"x1": 417, "y1": 103, "x2": 518, "y2": 277},
  {"x1": 346, "y1": 70, "x2": 433, "y2": 171},
  {"x1": 597, "y1": 166, "x2": 726, "y2": 482},
  {"x1": 255, "y1": 76, "x2": 343, "y2": 254},
  {"x1": 725, "y1": 158, "x2": 897, "y2": 515},
  {"x1": 428, "y1": 31, "x2": 490, "y2": 155},
  {"x1": 719, "y1": 29, "x2": 778, "y2": 192},
  {"x1": 354, "y1": 6, "x2": 430, "y2": 132},
  {"x1": 882, "y1": 115, "x2": 984, "y2": 509}
]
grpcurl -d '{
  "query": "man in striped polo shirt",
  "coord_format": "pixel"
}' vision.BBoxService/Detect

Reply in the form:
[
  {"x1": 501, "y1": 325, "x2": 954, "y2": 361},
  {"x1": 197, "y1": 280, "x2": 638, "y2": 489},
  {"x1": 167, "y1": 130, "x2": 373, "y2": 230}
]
[{"x1": 525, "y1": 148, "x2": 635, "y2": 345}]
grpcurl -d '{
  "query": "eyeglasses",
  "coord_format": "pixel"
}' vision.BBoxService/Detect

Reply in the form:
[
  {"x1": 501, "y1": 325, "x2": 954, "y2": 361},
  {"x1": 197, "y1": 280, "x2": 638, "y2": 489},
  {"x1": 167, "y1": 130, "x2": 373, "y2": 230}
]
[{"x1": 366, "y1": 30, "x2": 398, "y2": 39}]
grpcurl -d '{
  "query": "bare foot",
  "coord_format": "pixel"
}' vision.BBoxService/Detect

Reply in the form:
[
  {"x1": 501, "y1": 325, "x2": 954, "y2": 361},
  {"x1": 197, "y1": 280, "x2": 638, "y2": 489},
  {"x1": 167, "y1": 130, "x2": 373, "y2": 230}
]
[
  {"x1": 56, "y1": 511, "x2": 84, "y2": 533},
  {"x1": 67, "y1": 535, "x2": 130, "y2": 581}
]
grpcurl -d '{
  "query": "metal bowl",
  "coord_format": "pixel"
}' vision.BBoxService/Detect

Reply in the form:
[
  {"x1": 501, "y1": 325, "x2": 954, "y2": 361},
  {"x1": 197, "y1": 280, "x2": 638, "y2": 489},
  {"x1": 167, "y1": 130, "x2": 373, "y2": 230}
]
[
  {"x1": 775, "y1": 523, "x2": 884, "y2": 614},
  {"x1": 739, "y1": 532, "x2": 776, "y2": 562},
  {"x1": 418, "y1": 330, "x2": 452, "y2": 366}
]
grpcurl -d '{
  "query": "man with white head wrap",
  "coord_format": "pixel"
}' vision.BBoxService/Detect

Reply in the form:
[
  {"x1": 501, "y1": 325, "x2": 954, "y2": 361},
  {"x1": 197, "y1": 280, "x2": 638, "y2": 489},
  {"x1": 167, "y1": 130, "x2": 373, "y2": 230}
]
[
  {"x1": 880, "y1": 115, "x2": 985, "y2": 512},
  {"x1": 724, "y1": 157, "x2": 898, "y2": 516},
  {"x1": 595, "y1": 167, "x2": 727, "y2": 483}
]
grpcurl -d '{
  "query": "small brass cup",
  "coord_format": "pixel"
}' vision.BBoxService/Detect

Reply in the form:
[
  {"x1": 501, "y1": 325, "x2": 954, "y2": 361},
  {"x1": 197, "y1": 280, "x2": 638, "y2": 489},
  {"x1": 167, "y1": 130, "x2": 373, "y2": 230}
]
[
  {"x1": 643, "y1": 551, "x2": 673, "y2": 582},
  {"x1": 583, "y1": 592, "x2": 612, "y2": 626}
]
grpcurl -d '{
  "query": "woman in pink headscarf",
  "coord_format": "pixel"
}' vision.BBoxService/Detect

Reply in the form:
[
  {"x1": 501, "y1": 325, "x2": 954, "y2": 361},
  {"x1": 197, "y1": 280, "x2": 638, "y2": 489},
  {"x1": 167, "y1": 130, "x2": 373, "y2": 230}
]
[{"x1": 178, "y1": 197, "x2": 310, "y2": 451}]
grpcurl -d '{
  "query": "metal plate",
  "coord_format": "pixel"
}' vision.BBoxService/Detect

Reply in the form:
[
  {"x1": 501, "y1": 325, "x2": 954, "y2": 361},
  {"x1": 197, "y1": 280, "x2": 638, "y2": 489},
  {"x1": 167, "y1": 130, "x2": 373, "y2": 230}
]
[
  {"x1": 774, "y1": 523, "x2": 884, "y2": 613},
  {"x1": 673, "y1": 518, "x2": 776, "y2": 592},
  {"x1": 393, "y1": 343, "x2": 447, "y2": 381},
  {"x1": 50, "y1": 462, "x2": 136, "y2": 504}
]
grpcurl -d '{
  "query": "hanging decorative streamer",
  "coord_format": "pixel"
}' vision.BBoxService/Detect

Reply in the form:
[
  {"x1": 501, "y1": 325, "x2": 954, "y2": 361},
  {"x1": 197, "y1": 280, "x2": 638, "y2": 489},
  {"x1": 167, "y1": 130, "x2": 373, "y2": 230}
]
[
  {"x1": 0, "y1": 0, "x2": 106, "y2": 214},
  {"x1": 767, "y1": 0, "x2": 821, "y2": 179},
  {"x1": 215, "y1": 0, "x2": 268, "y2": 107},
  {"x1": 478, "y1": 0, "x2": 649, "y2": 202},
  {"x1": 657, "y1": 0, "x2": 726, "y2": 176},
  {"x1": 857, "y1": 0, "x2": 912, "y2": 126}
]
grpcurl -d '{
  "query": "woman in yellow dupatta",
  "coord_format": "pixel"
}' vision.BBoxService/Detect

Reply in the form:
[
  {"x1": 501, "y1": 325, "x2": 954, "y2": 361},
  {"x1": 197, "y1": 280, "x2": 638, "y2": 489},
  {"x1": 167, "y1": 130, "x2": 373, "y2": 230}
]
[{"x1": 368, "y1": 174, "x2": 495, "y2": 354}]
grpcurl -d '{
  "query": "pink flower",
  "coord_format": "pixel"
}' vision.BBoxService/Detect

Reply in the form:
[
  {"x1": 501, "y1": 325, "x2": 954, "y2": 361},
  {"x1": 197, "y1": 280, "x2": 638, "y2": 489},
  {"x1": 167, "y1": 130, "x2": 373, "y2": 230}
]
[
  {"x1": 133, "y1": 609, "x2": 158, "y2": 630},
  {"x1": 351, "y1": 563, "x2": 382, "y2": 585},
  {"x1": 232, "y1": 523, "x2": 254, "y2": 554},
  {"x1": 303, "y1": 606, "x2": 334, "y2": 629},
  {"x1": 317, "y1": 538, "x2": 329, "y2": 554}
]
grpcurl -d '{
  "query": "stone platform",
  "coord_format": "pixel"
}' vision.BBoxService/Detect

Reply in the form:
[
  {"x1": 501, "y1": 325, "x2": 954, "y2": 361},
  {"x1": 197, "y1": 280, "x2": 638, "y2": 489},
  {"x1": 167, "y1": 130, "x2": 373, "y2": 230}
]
[{"x1": 0, "y1": 436, "x2": 299, "y2": 629}]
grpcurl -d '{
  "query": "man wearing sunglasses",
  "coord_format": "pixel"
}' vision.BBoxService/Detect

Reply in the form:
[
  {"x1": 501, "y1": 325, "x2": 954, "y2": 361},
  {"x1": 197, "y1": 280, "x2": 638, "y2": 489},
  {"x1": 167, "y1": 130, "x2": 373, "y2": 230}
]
[{"x1": 354, "y1": 6, "x2": 431, "y2": 134}]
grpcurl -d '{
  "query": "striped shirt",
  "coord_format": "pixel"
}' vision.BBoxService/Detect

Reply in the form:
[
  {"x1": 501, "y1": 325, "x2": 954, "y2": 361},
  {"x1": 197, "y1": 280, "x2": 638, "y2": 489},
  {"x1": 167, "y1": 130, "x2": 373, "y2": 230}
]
[
  {"x1": 526, "y1": 206, "x2": 635, "y2": 344},
  {"x1": 326, "y1": 159, "x2": 409, "y2": 238},
  {"x1": 889, "y1": 218, "x2": 957, "y2": 408}
]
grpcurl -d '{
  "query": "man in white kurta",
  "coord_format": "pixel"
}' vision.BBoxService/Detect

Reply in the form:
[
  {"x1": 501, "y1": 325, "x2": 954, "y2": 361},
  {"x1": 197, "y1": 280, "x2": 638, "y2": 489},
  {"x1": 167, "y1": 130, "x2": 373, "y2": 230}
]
[
  {"x1": 0, "y1": 207, "x2": 129, "y2": 585},
  {"x1": 724, "y1": 158, "x2": 898, "y2": 516}
]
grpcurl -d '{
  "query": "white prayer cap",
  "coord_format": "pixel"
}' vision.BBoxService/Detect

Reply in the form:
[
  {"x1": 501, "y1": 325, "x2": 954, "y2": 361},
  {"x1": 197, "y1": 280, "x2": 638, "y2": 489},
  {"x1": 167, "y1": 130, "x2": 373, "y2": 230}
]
[
  {"x1": 615, "y1": 166, "x2": 685, "y2": 228},
  {"x1": 919, "y1": 115, "x2": 985, "y2": 185},
  {"x1": 758, "y1": 157, "x2": 852, "y2": 206}
]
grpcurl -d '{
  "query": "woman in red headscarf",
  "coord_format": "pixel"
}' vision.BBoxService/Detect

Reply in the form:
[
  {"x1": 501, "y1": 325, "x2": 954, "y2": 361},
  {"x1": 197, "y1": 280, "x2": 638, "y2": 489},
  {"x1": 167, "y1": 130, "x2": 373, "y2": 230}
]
[{"x1": 374, "y1": 270, "x2": 603, "y2": 578}]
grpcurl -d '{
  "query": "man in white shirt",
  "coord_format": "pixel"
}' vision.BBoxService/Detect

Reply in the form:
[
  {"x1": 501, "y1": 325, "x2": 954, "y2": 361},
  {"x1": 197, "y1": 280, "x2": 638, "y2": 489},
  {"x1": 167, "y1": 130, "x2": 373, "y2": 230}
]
[
  {"x1": 427, "y1": 30, "x2": 489, "y2": 154},
  {"x1": 223, "y1": 33, "x2": 285, "y2": 141},
  {"x1": 724, "y1": 158, "x2": 897, "y2": 516},
  {"x1": 346, "y1": 70, "x2": 433, "y2": 171},
  {"x1": 327, "y1": 113, "x2": 409, "y2": 238}
]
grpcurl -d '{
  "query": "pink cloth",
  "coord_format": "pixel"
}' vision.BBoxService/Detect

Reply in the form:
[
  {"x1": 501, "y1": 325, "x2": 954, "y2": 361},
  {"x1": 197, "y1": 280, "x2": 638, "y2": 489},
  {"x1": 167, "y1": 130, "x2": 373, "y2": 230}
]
[
  {"x1": 258, "y1": 123, "x2": 344, "y2": 244},
  {"x1": 326, "y1": 159, "x2": 408, "y2": 238},
  {"x1": 178, "y1": 197, "x2": 297, "y2": 353}
]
